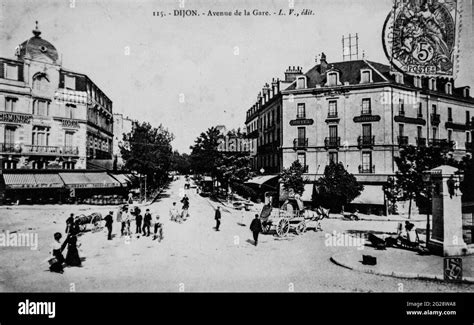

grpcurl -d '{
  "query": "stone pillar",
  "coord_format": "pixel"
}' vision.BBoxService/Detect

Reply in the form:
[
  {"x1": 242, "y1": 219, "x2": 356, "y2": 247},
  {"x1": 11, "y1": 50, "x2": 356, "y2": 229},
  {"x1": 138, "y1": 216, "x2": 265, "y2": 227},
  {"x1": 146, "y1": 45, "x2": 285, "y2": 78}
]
[{"x1": 427, "y1": 165, "x2": 468, "y2": 256}]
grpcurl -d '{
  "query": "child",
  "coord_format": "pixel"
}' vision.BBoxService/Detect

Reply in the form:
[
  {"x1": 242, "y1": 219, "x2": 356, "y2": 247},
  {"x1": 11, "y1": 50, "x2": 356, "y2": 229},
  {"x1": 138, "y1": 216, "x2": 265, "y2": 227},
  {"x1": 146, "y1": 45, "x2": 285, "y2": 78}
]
[{"x1": 153, "y1": 214, "x2": 163, "y2": 242}]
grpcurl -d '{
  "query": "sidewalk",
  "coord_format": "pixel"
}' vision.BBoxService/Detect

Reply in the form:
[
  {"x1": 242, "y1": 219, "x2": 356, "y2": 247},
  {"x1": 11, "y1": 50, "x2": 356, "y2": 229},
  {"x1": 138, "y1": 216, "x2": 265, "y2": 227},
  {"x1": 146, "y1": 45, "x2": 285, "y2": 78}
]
[{"x1": 331, "y1": 246, "x2": 474, "y2": 284}]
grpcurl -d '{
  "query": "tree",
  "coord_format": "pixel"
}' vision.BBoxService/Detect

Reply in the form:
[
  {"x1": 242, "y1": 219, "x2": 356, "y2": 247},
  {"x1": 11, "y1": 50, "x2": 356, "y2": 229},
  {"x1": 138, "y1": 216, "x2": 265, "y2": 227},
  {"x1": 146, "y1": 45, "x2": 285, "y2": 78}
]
[
  {"x1": 383, "y1": 176, "x2": 401, "y2": 215},
  {"x1": 120, "y1": 121, "x2": 174, "y2": 189},
  {"x1": 170, "y1": 151, "x2": 191, "y2": 175},
  {"x1": 392, "y1": 145, "x2": 456, "y2": 218},
  {"x1": 313, "y1": 162, "x2": 363, "y2": 212},
  {"x1": 189, "y1": 127, "x2": 222, "y2": 178},
  {"x1": 280, "y1": 160, "x2": 306, "y2": 195},
  {"x1": 216, "y1": 153, "x2": 254, "y2": 189}
]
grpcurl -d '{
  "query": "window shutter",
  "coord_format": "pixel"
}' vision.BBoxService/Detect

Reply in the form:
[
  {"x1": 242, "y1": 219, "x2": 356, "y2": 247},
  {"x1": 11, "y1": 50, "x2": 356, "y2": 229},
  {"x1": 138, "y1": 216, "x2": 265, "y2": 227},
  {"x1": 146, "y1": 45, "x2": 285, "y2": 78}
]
[
  {"x1": 0, "y1": 61, "x2": 4, "y2": 79},
  {"x1": 59, "y1": 72, "x2": 65, "y2": 88},
  {"x1": 17, "y1": 64, "x2": 24, "y2": 81}
]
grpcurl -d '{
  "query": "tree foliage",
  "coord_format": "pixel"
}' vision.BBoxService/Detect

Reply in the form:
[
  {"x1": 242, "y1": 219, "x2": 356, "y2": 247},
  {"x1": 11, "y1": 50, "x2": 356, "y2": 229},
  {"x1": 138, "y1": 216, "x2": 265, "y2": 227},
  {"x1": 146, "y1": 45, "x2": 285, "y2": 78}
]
[
  {"x1": 189, "y1": 127, "x2": 222, "y2": 178},
  {"x1": 313, "y1": 162, "x2": 363, "y2": 212},
  {"x1": 120, "y1": 122, "x2": 174, "y2": 188},
  {"x1": 280, "y1": 160, "x2": 306, "y2": 195},
  {"x1": 171, "y1": 151, "x2": 191, "y2": 175}
]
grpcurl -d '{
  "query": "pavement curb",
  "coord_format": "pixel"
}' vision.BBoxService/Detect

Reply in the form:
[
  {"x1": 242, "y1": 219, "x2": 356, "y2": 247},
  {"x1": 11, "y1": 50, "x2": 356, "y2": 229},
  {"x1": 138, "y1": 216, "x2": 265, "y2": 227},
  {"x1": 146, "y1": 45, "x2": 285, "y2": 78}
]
[{"x1": 330, "y1": 252, "x2": 474, "y2": 284}]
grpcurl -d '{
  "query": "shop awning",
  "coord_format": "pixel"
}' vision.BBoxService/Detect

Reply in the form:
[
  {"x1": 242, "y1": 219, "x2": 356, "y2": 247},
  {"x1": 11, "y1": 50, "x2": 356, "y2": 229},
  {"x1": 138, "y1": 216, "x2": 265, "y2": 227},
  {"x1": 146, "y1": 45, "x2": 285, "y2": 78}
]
[
  {"x1": 110, "y1": 174, "x2": 132, "y2": 186},
  {"x1": 351, "y1": 185, "x2": 385, "y2": 205},
  {"x1": 2, "y1": 174, "x2": 37, "y2": 189},
  {"x1": 84, "y1": 172, "x2": 120, "y2": 188},
  {"x1": 59, "y1": 173, "x2": 92, "y2": 188},
  {"x1": 34, "y1": 173, "x2": 65, "y2": 188},
  {"x1": 300, "y1": 184, "x2": 314, "y2": 202},
  {"x1": 245, "y1": 175, "x2": 279, "y2": 187}
]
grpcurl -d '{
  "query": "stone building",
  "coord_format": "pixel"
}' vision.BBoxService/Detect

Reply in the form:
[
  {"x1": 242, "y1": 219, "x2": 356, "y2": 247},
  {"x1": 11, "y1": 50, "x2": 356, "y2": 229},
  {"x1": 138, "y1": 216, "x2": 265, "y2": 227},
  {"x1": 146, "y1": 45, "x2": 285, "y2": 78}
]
[
  {"x1": 113, "y1": 113, "x2": 134, "y2": 170},
  {"x1": 0, "y1": 22, "x2": 113, "y2": 171},
  {"x1": 244, "y1": 53, "x2": 474, "y2": 213}
]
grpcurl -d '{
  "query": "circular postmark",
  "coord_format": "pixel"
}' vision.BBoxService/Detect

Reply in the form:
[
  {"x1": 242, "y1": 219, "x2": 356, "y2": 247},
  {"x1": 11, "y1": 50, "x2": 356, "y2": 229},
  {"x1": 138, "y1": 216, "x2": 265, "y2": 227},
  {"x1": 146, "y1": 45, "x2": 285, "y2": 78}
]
[{"x1": 382, "y1": 0, "x2": 457, "y2": 77}]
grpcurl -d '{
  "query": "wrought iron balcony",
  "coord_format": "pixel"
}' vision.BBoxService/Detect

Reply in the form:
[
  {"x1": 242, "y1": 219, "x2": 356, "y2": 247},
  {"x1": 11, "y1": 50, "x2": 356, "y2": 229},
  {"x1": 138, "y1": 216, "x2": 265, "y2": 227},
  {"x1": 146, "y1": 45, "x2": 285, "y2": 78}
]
[
  {"x1": 430, "y1": 113, "x2": 440, "y2": 125},
  {"x1": 361, "y1": 109, "x2": 372, "y2": 116},
  {"x1": 359, "y1": 165, "x2": 375, "y2": 174},
  {"x1": 324, "y1": 137, "x2": 340, "y2": 149},
  {"x1": 327, "y1": 112, "x2": 338, "y2": 118},
  {"x1": 429, "y1": 139, "x2": 455, "y2": 151},
  {"x1": 357, "y1": 135, "x2": 375, "y2": 148},
  {"x1": 293, "y1": 138, "x2": 308, "y2": 150},
  {"x1": 296, "y1": 114, "x2": 306, "y2": 119},
  {"x1": 23, "y1": 145, "x2": 61, "y2": 154},
  {"x1": 0, "y1": 143, "x2": 22, "y2": 154},
  {"x1": 62, "y1": 146, "x2": 79, "y2": 155},
  {"x1": 416, "y1": 137, "x2": 426, "y2": 147},
  {"x1": 397, "y1": 136, "x2": 409, "y2": 146}
]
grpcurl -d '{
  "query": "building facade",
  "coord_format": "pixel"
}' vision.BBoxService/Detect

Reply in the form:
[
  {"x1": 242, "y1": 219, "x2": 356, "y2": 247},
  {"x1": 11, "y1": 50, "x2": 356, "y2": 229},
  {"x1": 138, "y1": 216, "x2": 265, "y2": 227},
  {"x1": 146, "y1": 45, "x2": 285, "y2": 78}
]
[
  {"x1": 0, "y1": 23, "x2": 113, "y2": 171},
  {"x1": 113, "y1": 113, "x2": 134, "y2": 169},
  {"x1": 245, "y1": 53, "x2": 474, "y2": 212}
]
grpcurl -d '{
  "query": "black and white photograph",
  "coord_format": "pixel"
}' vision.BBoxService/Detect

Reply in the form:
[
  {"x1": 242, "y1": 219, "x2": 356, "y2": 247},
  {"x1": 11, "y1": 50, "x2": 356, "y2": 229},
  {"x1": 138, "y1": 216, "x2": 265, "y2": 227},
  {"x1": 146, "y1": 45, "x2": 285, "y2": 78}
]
[{"x1": 0, "y1": 0, "x2": 473, "y2": 321}]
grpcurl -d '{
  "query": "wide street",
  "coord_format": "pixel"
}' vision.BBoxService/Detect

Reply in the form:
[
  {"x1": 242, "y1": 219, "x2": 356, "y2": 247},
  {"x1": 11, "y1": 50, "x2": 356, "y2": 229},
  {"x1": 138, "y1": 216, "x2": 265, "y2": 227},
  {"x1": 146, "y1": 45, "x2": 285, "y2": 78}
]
[{"x1": 0, "y1": 176, "x2": 472, "y2": 292}]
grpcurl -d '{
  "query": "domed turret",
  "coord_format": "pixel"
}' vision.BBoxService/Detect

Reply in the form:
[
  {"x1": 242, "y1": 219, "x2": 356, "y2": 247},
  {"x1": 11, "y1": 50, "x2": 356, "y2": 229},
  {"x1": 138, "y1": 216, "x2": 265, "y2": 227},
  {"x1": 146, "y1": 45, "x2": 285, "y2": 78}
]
[{"x1": 16, "y1": 21, "x2": 59, "y2": 64}]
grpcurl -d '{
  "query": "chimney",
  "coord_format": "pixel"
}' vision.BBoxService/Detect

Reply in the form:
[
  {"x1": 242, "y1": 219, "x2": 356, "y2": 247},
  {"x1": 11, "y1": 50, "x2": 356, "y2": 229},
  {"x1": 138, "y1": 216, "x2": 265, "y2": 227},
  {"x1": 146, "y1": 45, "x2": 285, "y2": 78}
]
[
  {"x1": 257, "y1": 92, "x2": 263, "y2": 107},
  {"x1": 284, "y1": 66, "x2": 303, "y2": 83},
  {"x1": 320, "y1": 52, "x2": 328, "y2": 74},
  {"x1": 262, "y1": 83, "x2": 270, "y2": 103},
  {"x1": 272, "y1": 78, "x2": 279, "y2": 96}
]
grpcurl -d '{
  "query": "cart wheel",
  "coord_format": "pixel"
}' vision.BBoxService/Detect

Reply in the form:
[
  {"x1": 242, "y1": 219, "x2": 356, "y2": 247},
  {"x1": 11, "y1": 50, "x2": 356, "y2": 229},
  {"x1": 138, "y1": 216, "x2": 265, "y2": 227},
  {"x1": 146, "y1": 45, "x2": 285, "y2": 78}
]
[
  {"x1": 276, "y1": 218, "x2": 289, "y2": 237},
  {"x1": 295, "y1": 221, "x2": 307, "y2": 235}
]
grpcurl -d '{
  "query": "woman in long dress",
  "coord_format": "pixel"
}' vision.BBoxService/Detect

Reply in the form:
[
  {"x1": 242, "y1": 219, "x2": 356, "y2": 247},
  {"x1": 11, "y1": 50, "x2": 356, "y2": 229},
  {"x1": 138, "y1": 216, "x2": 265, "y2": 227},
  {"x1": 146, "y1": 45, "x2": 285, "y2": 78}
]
[
  {"x1": 49, "y1": 232, "x2": 66, "y2": 273},
  {"x1": 65, "y1": 235, "x2": 82, "y2": 267}
]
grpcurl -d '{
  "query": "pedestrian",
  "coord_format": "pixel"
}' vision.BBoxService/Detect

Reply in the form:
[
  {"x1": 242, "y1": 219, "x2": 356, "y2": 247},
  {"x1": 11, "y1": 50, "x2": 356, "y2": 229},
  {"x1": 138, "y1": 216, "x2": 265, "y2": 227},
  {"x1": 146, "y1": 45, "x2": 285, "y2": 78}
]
[
  {"x1": 128, "y1": 192, "x2": 134, "y2": 205},
  {"x1": 65, "y1": 213, "x2": 74, "y2": 234},
  {"x1": 104, "y1": 211, "x2": 114, "y2": 240},
  {"x1": 170, "y1": 202, "x2": 179, "y2": 222},
  {"x1": 65, "y1": 234, "x2": 81, "y2": 267},
  {"x1": 250, "y1": 214, "x2": 263, "y2": 246},
  {"x1": 143, "y1": 209, "x2": 152, "y2": 236},
  {"x1": 122, "y1": 207, "x2": 131, "y2": 236},
  {"x1": 49, "y1": 232, "x2": 66, "y2": 274},
  {"x1": 214, "y1": 206, "x2": 221, "y2": 231},
  {"x1": 153, "y1": 214, "x2": 163, "y2": 242},
  {"x1": 135, "y1": 209, "x2": 143, "y2": 235}
]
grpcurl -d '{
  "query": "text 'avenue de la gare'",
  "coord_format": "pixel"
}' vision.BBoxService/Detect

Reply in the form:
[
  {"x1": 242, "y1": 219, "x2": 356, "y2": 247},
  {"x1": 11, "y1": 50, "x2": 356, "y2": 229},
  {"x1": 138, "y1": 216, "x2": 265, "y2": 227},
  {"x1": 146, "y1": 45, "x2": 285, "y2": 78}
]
[{"x1": 152, "y1": 9, "x2": 315, "y2": 18}]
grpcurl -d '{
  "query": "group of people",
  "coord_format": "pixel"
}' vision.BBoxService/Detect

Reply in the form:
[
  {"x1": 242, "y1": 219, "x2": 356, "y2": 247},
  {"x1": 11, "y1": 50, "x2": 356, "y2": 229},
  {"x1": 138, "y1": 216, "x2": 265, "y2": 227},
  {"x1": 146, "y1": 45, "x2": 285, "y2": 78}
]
[
  {"x1": 169, "y1": 194, "x2": 190, "y2": 223},
  {"x1": 48, "y1": 213, "x2": 83, "y2": 273},
  {"x1": 116, "y1": 205, "x2": 164, "y2": 241}
]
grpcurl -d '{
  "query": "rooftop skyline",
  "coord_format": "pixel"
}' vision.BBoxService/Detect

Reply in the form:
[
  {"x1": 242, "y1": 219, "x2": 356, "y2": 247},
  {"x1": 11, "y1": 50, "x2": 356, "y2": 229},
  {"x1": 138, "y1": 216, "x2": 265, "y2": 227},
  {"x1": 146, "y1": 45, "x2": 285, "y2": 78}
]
[{"x1": 1, "y1": 0, "x2": 473, "y2": 153}]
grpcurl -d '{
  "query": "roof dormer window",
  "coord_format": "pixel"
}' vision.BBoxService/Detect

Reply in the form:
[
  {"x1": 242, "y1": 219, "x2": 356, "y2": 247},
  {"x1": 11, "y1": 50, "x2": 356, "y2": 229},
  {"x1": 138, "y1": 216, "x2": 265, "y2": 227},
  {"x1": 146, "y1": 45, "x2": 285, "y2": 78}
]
[
  {"x1": 296, "y1": 76, "x2": 306, "y2": 89},
  {"x1": 327, "y1": 71, "x2": 339, "y2": 87},
  {"x1": 464, "y1": 87, "x2": 470, "y2": 98},
  {"x1": 414, "y1": 76, "x2": 422, "y2": 88},
  {"x1": 360, "y1": 69, "x2": 372, "y2": 84},
  {"x1": 4, "y1": 63, "x2": 18, "y2": 80},
  {"x1": 445, "y1": 82, "x2": 452, "y2": 95},
  {"x1": 429, "y1": 78, "x2": 437, "y2": 91}
]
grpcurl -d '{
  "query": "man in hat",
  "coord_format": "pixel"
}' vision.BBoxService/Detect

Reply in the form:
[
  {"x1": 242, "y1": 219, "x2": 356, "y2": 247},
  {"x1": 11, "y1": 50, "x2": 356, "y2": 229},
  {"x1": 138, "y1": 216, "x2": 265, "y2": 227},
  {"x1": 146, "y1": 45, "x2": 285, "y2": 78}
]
[
  {"x1": 104, "y1": 211, "x2": 114, "y2": 240},
  {"x1": 250, "y1": 214, "x2": 263, "y2": 246},
  {"x1": 143, "y1": 208, "x2": 152, "y2": 236},
  {"x1": 214, "y1": 206, "x2": 221, "y2": 231}
]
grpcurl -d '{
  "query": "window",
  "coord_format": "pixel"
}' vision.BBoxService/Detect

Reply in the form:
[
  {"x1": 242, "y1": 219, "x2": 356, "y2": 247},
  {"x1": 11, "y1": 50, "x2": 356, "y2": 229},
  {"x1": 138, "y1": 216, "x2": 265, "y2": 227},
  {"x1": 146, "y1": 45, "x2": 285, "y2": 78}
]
[
  {"x1": 446, "y1": 83, "x2": 452, "y2": 95},
  {"x1": 297, "y1": 127, "x2": 306, "y2": 140},
  {"x1": 432, "y1": 127, "x2": 438, "y2": 140},
  {"x1": 32, "y1": 126, "x2": 50, "y2": 146},
  {"x1": 64, "y1": 75, "x2": 75, "y2": 90},
  {"x1": 362, "y1": 124, "x2": 372, "y2": 138},
  {"x1": 33, "y1": 74, "x2": 49, "y2": 91},
  {"x1": 362, "y1": 152, "x2": 372, "y2": 171},
  {"x1": 4, "y1": 64, "x2": 18, "y2": 80},
  {"x1": 4, "y1": 126, "x2": 15, "y2": 144},
  {"x1": 65, "y1": 104, "x2": 75, "y2": 119},
  {"x1": 432, "y1": 104, "x2": 437, "y2": 115},
  {"x1": 296, "y1": 77, "x2": 306, "y2": 89},
  {"x1": 417, "y1": 126, "x2": 423, "y2": 139},
  {"x1": 362, "y1": 98, "x2": 371, "y2": 115},
  {"x1": 33, "y1": 99, "x2": 49, "y2": 116},
  {"x1": 328, "y1": 152, "x2": 338, "y2": 164},
  {"x1": 429, "y1": 78, "x2": 437, "y2": 91},
  {"x1": 414, "y1": 76, "x2": 422, "y2": 88},
  {"x1": 360, "y1": 70, "x2": 371, "y2": 83},
  {"x1": 329, "y1": 125, "x2": 338, "y2": 139},
  {"x1": 297, "y1": 103, "x2": 306, "y2": 119},
  {"x1": 466, "y1": 111, "x2": 471, "y2": 125},
  {"x1": 467, "y1": 132, "x2": 471, "y2": 144},
  {"x1": 297, "y1": 153, "x2": 306, "y2": 169},
  {"x1": 5, "y1": 97, "x2": 17, "y2": 112},
  {"x1": 399, "y1": 99, "x2": 405, "y2": 116},
  {"x1": 64, "y1": 131, "x2": 74, "y2": 147},
  {"x1": 327, "y1": 72, "x2": 338, "y2": 86},
  {"x1": 328, "y1": 101, "x2": 337, "y2": 117},
  {"x1": 448, "y1": 107, "x2": 452, "y2": 121},
  {"x1": 399, "y1": 124, "x2": 404, "y2": 137},
  {"x1": 418, "y1": 103, "x2": 423, "y2": 117},
  {"x1": 448, "y1": 129, "x2": 453, "y2": 142}
]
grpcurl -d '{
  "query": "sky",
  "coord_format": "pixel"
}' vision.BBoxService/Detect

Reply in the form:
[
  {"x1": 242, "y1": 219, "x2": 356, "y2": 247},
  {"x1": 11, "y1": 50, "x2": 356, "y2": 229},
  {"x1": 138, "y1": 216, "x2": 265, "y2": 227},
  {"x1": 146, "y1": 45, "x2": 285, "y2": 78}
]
[{"x1": 1, "y1": 0, "x2": 473, "y2": 153}]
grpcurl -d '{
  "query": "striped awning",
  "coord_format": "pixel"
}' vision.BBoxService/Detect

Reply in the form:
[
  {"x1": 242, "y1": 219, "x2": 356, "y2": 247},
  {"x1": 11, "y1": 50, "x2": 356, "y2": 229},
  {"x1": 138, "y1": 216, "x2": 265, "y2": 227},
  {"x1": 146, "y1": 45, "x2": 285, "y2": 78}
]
[
  {"x1": 59, "y1": 173, "x2": 91, "y2": 187},
  {"x1": 110, "y1": 174, "x2": 132, "y2": 186},
  {"x1": 84, "y1": 172, "x2": 120, "y2": 187},
  {"x1": 34, "y1": 173, "x2": 65, "y2": 188},
  {"x1": 59, "y1": 172, "x2": 120, "y2": 188},
  {"x1": 351, "y1": 185, "x2": 385, "y2": 205},
  {"x1": 2, "y1": 174, "x2": 37, "y2": 189}
]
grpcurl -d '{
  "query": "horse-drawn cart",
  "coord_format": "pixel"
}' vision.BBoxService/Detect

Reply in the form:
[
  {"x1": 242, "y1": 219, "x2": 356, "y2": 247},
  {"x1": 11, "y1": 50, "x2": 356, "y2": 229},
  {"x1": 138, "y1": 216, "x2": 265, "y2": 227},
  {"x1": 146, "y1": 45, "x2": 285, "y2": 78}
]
[
  {"x1": 75, "y1": 212, "x2": 103, "y2": 233},
  {"x1": 259, "y1": 198, "x2": 329, "y2": 237}
]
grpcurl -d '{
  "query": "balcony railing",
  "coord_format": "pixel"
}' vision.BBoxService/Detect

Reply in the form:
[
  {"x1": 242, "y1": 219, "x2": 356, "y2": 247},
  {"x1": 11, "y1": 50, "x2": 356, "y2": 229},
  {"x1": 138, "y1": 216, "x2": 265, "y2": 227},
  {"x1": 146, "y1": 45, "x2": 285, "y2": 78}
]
[
  {"x1": 62, "y1": 146, "x2": 79, "y2": 155},
  {"x1": 416, "y1": 137, "x2": 426, "y2": 147},
  {"x1": 296, "y1": 114, "x2": 306, "y2": 119},
  {"x1": 324, "y1": 137, "x2": 340, "y2": 149},
  {"x1": 0, "y1": 143, "x2": 21, "y2": 153},
  {"x1": 357, "y1": 135, "x2": 375, "y2": 148},
  {"x1": 359, "y1": 165, "x2": 375, "y2": 174},
  {"x1": 398, "y1": 136, "x2": 409, "y2": 146},
  {"x1": 327, "y1": 112, "x2": 338, "y2": 118},
  {"x1": 293, "y1": 138, "x2": 308, "y2": 149},
  {"x1": 89, "y1": 149, "x2": 112, "y2": 159},
  {"x1": 361, "y1": 110, "x2": 372, "y2": 116},
  {"x1": 429, "y1": 139, "x2": 455, "y2": 150},
  {"x1": 22, "y1": 145, "x2": 79, "y2": 155},
  {"x1": 430, "y1": 113, "x2": 440, "y2": 125}
]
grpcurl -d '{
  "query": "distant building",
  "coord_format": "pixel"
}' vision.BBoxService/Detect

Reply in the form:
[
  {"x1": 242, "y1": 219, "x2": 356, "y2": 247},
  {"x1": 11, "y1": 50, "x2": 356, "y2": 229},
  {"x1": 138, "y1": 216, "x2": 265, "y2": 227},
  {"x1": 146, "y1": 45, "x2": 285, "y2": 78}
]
[
  {"x1": 244, "y1": 53, "x2": 474, "y2": 213},
  {"x1": 113, "y1": 113, "x2": 134, "y2": 170},
  {"x1": 0, "y1": 22, "x2": 114, "y2": 171}
]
